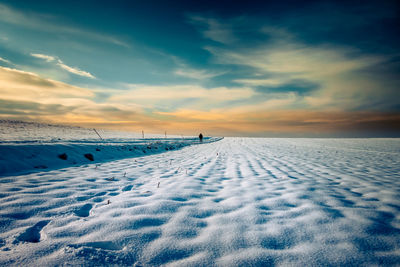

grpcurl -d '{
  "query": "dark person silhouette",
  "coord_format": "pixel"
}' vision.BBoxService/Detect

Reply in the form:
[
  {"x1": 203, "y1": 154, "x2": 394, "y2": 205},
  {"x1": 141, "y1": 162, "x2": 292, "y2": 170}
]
[{"x1": 199, "y1": 133, "x2": 203, "y2": 142}]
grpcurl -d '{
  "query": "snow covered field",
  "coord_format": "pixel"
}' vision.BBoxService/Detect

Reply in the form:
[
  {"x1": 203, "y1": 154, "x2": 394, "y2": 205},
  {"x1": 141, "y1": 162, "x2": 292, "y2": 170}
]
[
  {"x1": 0, "y1": 120, "x2": 167, "y2": 142},
  {"x1": 0, "y1": 121, "x2": 219, "y2": 176},
  {"x1": 1, "y1": 134, "x2": 400, "y2": 265}
]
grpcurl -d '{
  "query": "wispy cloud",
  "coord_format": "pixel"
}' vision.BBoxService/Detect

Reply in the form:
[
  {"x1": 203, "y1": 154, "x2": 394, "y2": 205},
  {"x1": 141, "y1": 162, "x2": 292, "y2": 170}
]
[
  {"x1": 30, "y1": 53, "x2": 56, "y2": 62},
  {"x1": 110, "y1": 84, "x2": 254, "y2": 110},
  {"x1": 56, "y1": 60, "x2": 95, "y2": 79},
  {"x1": 0, "y1": 66, "x2": 94, "y2": 102},
  {"x1": 0, "y1": 3, "x2": 129, "y2": 47},
  {"x1": 204, "y1": 23, "x2": 394, "y2": 111},
  {"x1": 169, "y1": 55, "x2": 226, "y2": 80},
  {"x1": 30, "y1": 53, "x2": 95, "y2": 78},
  {"x1": 0, "y1": 66, "x2": 142, "y2": 123},
  {"x1": 0, "y1": 56, "x2": 11, "y2": 64},
  {"x1": 174, "y1": 67, "x2": 225, "y2": 80},
  {"x1": 233, "y1": 78, "x2": 287, "y2": 87},
  {"x1": 188, "y1": 15, "x2": 236, "y2": 44}
]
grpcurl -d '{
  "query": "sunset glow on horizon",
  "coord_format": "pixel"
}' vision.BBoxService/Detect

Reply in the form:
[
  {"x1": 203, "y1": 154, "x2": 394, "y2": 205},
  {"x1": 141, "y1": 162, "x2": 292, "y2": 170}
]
[{"x1": 0, "y1": 0, "x2": 399, "y2": 137}]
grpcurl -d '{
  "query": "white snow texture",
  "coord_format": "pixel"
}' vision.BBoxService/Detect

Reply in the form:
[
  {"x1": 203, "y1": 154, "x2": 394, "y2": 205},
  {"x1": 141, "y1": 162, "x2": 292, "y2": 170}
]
[{"x1": 0, "y1": 122, "x2": 399, "y2": 266}]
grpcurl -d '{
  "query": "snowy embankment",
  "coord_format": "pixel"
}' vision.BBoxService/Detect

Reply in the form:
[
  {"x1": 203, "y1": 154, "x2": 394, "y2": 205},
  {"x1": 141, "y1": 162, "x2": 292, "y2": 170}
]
[
  {"x1": 0, "y1": 138, "x2": 220, "y2": 177},
  {"x1": 0, "y1": 121, "x2": 221, "y2": 176},
  {"x1": 0, "y1": 137, "x2": 400, "y2": 266}
]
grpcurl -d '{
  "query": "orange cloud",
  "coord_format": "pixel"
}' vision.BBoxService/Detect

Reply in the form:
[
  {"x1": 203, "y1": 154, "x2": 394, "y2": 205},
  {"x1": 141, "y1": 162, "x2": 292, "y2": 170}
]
[
  {"x1": 108, "y1": 84, "x2": 254, "y2": 108},
  {"x1": 0, "y1": 66, "x2": 398, "y2": 137},
  {"x1": 0, "y1": 66, "x2": 94, "y2": 102}
]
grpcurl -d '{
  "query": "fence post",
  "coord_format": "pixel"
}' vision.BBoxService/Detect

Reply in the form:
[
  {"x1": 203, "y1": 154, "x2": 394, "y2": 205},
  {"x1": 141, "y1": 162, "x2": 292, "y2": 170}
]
[{"x1": 93, "y1": 128, "x2": 103, "y2": 141}]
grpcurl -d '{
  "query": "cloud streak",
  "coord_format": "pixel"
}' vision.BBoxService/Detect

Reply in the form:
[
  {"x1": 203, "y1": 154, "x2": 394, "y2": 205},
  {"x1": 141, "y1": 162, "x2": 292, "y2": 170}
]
[
  {"x1": 30, "y1": 53, "x2": 56, "y2": 62},
  {"x1": 0, "y1": 66, "x2": 94, "y2": 102},
  {"x1": 109, "y1": 84, "x2": 254, "y2": 110},
  {"x1": 188, "y1": 15, "x2": 236, "y2": 44},
  {"x1": 174, "y1": 68, "x2": 225, "y2": 80},
  {"x1": 0, "y1": 56, "x2": 11, "y2": 64},
  {"x1": 0, "y1": 3, "x2": 129, "y2": 47},
  {"x1": 56, "y1": 60, "x2": 95, "y2": 79},
  {"x1": 30, "y1": 53, "x2": 95, "y2": 78}
]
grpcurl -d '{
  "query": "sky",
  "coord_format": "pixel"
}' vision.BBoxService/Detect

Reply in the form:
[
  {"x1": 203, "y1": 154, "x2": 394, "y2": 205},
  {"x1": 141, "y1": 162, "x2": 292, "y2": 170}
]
[{"x1": 0, "y1": 0, "x2": 399, "y2": 137}]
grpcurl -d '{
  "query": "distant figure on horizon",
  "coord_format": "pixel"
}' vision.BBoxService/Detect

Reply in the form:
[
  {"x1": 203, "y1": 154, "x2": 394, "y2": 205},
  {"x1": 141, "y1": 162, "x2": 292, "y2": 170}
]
[{"x1": 199, "y1": 133, "x2": 203, "y2": 143}]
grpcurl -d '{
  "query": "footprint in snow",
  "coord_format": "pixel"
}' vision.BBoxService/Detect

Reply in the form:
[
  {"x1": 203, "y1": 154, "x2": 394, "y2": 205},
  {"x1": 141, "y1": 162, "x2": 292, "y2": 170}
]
[
  {"x1": 15, "y1": 220, "x2": 50, "y2": 243},
  {"x1": 74, "y1": 204, "x2": 93, "y2": 217},
  {"x1": 76, "y1": 195, "x2": 93, "y2": 202},
  {"x1": 122, "y1": 185, "x2": 133, "y2": 192}
]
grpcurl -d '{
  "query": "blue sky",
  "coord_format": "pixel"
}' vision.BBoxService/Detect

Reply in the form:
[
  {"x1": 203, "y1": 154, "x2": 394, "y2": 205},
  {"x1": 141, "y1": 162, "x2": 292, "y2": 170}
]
[{"x1": 0, "y1": 0, "x2": 399, "y2": 136}]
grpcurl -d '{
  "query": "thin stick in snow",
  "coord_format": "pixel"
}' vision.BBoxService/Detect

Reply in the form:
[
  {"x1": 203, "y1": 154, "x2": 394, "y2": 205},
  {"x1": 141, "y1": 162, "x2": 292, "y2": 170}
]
[{"x1": 93, "y1": 128, "x2": 103, "y2": 141}]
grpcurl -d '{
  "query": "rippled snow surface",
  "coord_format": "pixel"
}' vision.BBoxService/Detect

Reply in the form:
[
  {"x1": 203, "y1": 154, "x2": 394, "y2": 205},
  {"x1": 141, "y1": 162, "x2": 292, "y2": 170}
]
[{"x1": 0, "y1": 138, "x2": 399, "y2": 266}]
